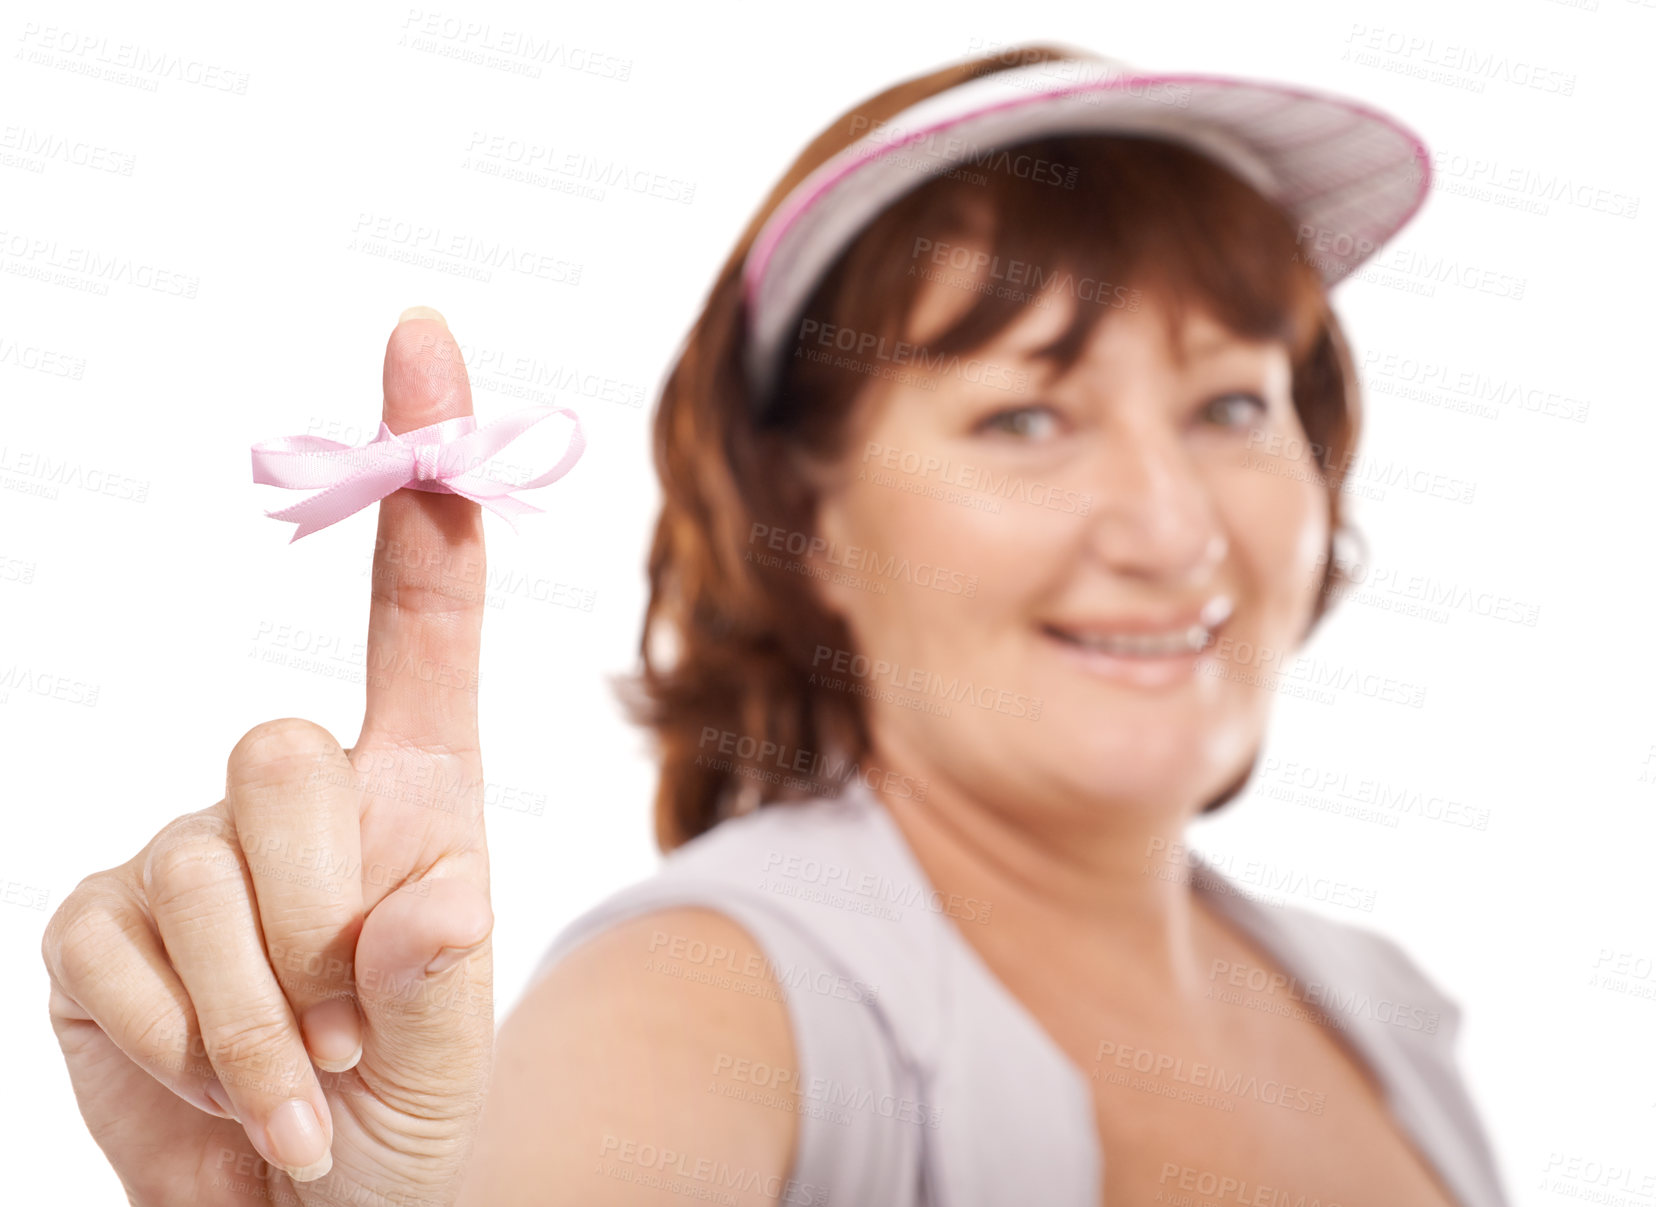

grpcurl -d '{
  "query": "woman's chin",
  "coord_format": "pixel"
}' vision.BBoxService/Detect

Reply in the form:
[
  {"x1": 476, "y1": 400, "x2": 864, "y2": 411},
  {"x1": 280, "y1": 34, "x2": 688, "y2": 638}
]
[{"x1": 1009, "y1": 726, "x2": 1256, "y2": 814}]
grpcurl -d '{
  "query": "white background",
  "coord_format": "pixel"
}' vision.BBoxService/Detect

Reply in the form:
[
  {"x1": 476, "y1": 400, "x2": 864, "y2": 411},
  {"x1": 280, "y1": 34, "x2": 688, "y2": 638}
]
[{"x1": 2, "y1": 0, "x2": 1652, "y2": 1201}]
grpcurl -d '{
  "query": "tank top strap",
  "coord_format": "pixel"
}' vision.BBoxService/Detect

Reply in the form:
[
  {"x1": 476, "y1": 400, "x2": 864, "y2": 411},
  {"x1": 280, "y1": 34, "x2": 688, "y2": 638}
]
[{"x1": 532, "y1": 781, "x2": 1100, "y2": 1206}]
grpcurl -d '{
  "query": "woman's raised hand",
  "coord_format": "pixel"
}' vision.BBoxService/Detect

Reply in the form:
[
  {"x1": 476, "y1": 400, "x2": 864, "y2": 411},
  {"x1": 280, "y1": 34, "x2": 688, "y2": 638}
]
[{"x1": 42, "y1": 307, "x2": 498, "y2": 1205}]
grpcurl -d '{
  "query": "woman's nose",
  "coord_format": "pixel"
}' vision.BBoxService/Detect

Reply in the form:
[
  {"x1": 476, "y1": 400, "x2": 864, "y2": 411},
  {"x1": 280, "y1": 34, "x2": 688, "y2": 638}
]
[{"x1": 1080, "y1": 421, "x2": 1227, "y2": 582}]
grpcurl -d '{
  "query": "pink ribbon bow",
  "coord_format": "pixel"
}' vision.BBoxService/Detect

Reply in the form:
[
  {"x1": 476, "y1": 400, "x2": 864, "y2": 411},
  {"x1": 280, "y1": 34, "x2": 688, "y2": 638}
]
[{"x1": 250, "y1": 404, "x2": 585, "y2": 541}]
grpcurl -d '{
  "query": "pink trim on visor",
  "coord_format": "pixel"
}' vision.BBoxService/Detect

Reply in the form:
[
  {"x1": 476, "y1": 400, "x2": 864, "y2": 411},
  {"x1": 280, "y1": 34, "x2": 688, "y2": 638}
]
[{"x1": 739, "y1": 57, "x2": 1433, "y2": 407}]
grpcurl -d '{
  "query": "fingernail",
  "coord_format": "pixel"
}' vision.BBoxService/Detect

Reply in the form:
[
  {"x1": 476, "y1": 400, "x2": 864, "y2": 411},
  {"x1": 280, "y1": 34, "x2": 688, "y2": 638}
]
[
  {"x1": 301, "y1": 999, "x2": 364, "y2": 1073},
  {"x1": 398, "y1": 304, "x2": 447, "y2": 328},
  {"x1": 264, "y1": 1098, "x2": 332, "y2": 1182},
  {"x1": 204, "y1": 1079, "x2": 239, "y2": 1121},
  {"x1": 426, "y1": 940, "x2": 487, "y2": 976}
]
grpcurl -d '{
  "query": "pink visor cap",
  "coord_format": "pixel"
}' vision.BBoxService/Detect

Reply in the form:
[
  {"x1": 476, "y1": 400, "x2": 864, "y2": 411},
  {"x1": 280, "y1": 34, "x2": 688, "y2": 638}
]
[{"x1": 739, "y1": 53, "x2": 1433, "y2": 410}]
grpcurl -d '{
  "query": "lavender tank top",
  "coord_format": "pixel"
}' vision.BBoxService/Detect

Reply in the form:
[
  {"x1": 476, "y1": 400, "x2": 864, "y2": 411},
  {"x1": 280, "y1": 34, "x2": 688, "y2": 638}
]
[{"x1": 530, "y1": 777, "x2": 1510, "y2": 1207}]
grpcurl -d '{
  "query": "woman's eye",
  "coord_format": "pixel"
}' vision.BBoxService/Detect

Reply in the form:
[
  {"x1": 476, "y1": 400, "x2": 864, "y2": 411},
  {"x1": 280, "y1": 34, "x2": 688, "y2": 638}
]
[
  {"x1": 976, "y1": 404, "x2": 1061, "y2": 440},
  {"x1": 1202, "y1": 392, "x2": 1268, "y2": 429}
]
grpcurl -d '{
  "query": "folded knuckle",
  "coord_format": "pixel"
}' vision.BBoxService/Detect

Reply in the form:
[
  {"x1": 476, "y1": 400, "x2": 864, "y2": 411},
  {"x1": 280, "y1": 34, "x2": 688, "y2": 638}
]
[
  {"x1": 201, "y1": 1010, "x2": 297, "y2": 1072},
  {"x1": 142, "y1": 832, "x2": 242, "y2": 910},
  {"x1": 266, "y1": 921, "x2": 357, "y2": 991},
  {"x1": 268, "y1": 912, "x2": 356, "y2": 955},
  {"x1": 124, "y1": 1002, "x2": 198, "y2": 1076},
  {"x1": 47, "y1": 892, "x2": 131, "y2": 989},
  {"x1": 229, "y1": 718, "x2": 341, "y2": 784}
]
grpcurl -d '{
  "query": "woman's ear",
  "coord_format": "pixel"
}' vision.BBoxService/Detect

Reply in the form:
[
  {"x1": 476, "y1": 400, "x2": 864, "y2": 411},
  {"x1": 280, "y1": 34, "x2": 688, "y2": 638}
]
[
  {"x1": 780, "y1": 441, "x2": 832, "y2": 500},
  {"x1": 785, "y1": 447, "x2": 859, "y2": 625},
  {"x1": 1299, "y1": 515, "x2": 1360, "y2": 646},
  {"x1": 774, "y1": 383, "x2": 883, "y2": 625}
]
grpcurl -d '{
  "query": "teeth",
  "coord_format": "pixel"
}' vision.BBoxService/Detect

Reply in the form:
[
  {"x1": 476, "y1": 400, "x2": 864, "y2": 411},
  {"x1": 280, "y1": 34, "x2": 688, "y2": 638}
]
[{"x1": 1060, "y1": 624, "x2": 1212, "y2": 656}]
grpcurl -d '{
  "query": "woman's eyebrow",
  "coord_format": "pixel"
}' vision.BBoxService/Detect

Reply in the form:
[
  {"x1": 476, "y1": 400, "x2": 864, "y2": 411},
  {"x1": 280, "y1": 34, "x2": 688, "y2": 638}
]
[
  {"x1": 1183, "y1": 333, "x2": 1236, "y2": 360},
  {"x1": 1181, "y1": 330, "x2": 1283, "y2": 363},
  {"x1": 1009, "y1": 335, "x2": 1241, "y2": 372},
  {"x1": 980, "y1": 334, "x2": 1275, "y2": 394}
]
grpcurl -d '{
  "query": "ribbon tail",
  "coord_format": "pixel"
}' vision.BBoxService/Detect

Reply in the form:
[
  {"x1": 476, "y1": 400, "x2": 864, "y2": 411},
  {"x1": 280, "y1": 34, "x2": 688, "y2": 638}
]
[
  {"x1": 450, "y1": 484, "x2": 545, "y2": 535},
  {"x1": 264, "y1": 465, "x2": 412, "y2": 540}
]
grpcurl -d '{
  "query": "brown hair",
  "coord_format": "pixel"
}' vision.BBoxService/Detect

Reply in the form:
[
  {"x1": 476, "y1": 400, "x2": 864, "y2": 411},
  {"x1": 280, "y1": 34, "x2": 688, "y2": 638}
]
[{"x1": 617, "y1": 45, "x2": 1367, "y2": 852}]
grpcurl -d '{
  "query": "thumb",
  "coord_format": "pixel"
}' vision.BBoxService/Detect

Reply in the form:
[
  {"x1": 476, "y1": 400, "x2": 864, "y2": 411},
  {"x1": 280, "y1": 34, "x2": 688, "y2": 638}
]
[{"x1": 352, "y1": 873, "x2": 493, "y2": 1103}]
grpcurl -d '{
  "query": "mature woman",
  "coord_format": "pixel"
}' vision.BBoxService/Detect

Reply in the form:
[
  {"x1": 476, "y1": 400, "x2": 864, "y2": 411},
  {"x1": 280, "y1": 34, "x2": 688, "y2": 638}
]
[{"x1": 41, "y1": 43, "x2": 1508, "y2": 1207}]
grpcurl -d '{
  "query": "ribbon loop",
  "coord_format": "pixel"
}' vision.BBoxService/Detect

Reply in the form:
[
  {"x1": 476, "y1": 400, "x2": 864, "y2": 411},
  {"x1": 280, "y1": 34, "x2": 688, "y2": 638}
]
[{"x1": 250, "y1": 405, "x2": 585, "y2": 542}]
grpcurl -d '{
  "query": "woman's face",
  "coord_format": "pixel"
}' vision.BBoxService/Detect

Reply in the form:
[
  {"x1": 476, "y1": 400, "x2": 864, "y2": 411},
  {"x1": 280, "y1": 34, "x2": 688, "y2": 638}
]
[{"x1": 802, "y1": 258, "x2": 1331, "y2": 825}]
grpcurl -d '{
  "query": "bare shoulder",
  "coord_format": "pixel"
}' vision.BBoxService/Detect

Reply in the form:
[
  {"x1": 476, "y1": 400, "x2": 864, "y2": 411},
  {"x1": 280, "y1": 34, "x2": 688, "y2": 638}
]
[{"x1": 460, "y1": 906, "x2": 801, "y2": 1207}]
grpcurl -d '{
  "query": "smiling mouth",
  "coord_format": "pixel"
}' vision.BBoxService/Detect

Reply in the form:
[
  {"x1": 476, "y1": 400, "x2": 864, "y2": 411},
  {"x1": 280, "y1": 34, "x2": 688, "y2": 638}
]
[
  {"x1": 1039, "y1": 622, "x2": 1217, "y2": 657},
  {"x1": 1038, "y1": 596, "x2": 1234, "y2": 661}
]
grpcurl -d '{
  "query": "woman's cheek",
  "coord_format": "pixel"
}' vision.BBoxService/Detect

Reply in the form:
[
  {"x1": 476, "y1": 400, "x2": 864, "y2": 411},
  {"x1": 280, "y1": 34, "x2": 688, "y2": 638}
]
[
  {"x1": 849, "y1": 467, "x2": 1016, "y2": 594},
  {"x1": 1227, "y1": 460, "x2": 1329, "y2": 632}
]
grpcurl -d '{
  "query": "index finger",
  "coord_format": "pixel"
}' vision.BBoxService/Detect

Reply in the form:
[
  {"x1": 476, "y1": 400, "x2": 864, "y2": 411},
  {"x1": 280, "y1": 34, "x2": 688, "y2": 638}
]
[{"x1": 359, "y1": 305, "x2": 486, "y2": 755}]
